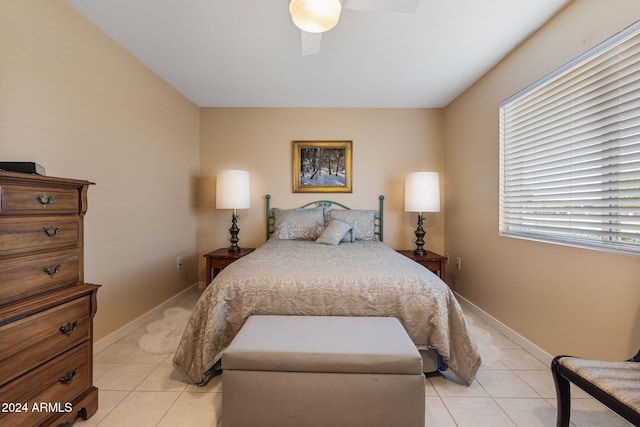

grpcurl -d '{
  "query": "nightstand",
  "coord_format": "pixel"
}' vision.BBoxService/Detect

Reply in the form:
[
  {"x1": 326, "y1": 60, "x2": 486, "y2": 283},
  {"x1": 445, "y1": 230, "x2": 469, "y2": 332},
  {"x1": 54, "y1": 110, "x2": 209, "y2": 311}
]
[
  {"x1": 397, "y1": 250, "x2": 447, "y2": 283},
  {"x1": 204, "y1": 247, "x2": 255, "y2": 285}
]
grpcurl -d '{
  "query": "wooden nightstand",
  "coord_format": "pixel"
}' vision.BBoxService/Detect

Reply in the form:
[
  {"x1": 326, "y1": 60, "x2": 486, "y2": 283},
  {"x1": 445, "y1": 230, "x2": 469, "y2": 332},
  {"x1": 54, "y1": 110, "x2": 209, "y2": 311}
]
[
  {"x1": 204, "y1": 248, "x2": 255, "y2": 285},
  {"x1": 397, "y1": 250, "x2": 447, "y2": 283}
]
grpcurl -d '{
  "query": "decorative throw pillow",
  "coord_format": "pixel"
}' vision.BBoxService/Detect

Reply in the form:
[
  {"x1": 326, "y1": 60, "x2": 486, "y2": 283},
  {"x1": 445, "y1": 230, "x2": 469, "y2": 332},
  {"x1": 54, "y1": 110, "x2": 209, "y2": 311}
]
[
  {"x1": 271, "y1": 208, "x2": 324, "y2": 240},
  {"x1": 325, "y1": 209, "x2": 376, "y2": 242},
  {"x1": 315, "y1": 219, "x2": 353, "y2": 246}
]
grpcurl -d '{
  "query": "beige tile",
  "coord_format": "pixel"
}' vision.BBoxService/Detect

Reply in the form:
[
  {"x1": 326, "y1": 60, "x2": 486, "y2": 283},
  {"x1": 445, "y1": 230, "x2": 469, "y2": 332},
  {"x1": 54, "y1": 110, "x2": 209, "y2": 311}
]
[
  {"x1": 425, "y1": 396, "x2": 457, "y2": 427},
  {"x1": 464, "y1": 312, "x2": 494, "y2": 331},
  {"x1": 94, "y1": 342, "x2": 138, "y2": 363},
  {"x1": 161, "y1": 353, "x2": 176, "y2": 364},
  {"x1": 136, "y1": 364, "x2": 189, "y2": 392},
  {"x1": 429, "y1": 375, "x2": 488, "y2": 397},
  {"x1": 93, "y1": 363, "x2": 115, "y2": 381},
  {"x1": 500, "y1": 348, "x2": 548, "y2": 370},
  {"x1": 487, "y1": 329, "x2": 521, "y2": 349},
  {"x1": 127, "y1": 345, "x2": 173, "y2": 364},
  {"x1": 514, "y1": 369, "x2": 556, "y2": 399},
  {"x1": 173, "y1": 288, "x2": 203, "y2": 310},
  {"x1": 495, "y1": 398, "x2": 557, "y2": 427},
  {"x1": 480, "y1": 356, "x2": 510, "y2": 370},
  {"x1": 544, "y1": 383, "x2": 592, "y2": 404},
  {"x1": 425, "y1": 376, "x2": 438, "y2": 397},
  {"x1": 568, "y1": 398, "x2": 634, "y2": 427},
  {"x1": 118, "y1": 325, "x2": 148, "y2": 344},
  {"x1": 443, "y1": 397, "x2": 515, "y2": 426},
  {"x1": 95, "y1": 391, "x2": 180, "y2": 427},
  {"x1": 157, "y1": 392, "x2": 222, "y2": 427},
  {"x1": 95, "y1": 363, "x2": 156, "y2": 391},
  {"x1": 73, "y1": 390, "x2": 129, "y2": 426},
  {"x1": 570, "y1": 382, "x2": 595, "y2": 399},
  {"x1": 472, "y1": 339, "x2": 507, "y2": 370},
  {"x1": 544, "y1": 389, "x2": 585, "y2": 405},
  {"x1": 185, "y1": 374, "x2": 223, "y2": 393},
  {"x1": 475, "y1": 369, "x2": 539, "y2": 398}
]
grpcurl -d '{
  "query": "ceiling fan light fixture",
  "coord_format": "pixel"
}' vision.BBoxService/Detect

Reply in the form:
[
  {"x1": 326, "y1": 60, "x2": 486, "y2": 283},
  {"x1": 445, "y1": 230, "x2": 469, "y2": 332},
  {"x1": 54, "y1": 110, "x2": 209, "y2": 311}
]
[{"x1": 289, "y1": 0, "x2": 342, "y2": 33}]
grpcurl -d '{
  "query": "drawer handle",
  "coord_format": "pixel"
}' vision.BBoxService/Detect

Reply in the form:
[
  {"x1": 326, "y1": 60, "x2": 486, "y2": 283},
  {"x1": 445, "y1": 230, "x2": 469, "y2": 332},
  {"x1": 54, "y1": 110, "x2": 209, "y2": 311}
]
[
  {"x1": 36, "y1": 193, "x2": 54, "y2": 207},
  {"x1": 42, "y1": 226, "x2": 61, "y2": 239},
  {"x1": 59, "y1": 368, "x2": 79, "y2": 385},
  {"x1": 43, "y1": 264, "x2": 61, "y2": 277},
  {"x1": 59, "y1": 320, "x2": 78, "y2": 336}
]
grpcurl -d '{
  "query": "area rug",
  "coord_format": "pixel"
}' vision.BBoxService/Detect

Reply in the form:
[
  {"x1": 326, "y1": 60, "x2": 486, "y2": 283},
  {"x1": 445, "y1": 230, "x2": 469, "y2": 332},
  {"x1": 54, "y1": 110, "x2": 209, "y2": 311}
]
[
  {"x1": 137, "y1": 307, "x2": 192, "y2": 355},
  {"x1": 465, "y1": 314, "x2": 504, "y2": 365}
]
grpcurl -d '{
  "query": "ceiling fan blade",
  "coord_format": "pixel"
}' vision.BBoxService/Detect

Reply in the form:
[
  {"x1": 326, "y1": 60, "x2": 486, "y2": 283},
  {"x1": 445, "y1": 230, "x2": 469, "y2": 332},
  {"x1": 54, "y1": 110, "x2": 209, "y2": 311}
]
[
  {"x1": 342, "y1": 0, "x2": 419, "y2": 13},
  {"x1": 301, "y1": 31, "x2": 323, "y2": 56}
]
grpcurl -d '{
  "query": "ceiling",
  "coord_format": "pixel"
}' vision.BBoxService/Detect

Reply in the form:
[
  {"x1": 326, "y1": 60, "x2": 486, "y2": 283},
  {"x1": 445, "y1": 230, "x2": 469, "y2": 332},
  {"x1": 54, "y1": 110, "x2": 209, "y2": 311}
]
[{"x1": 65, "y1": 0, "x2": 571, "y2": 108}]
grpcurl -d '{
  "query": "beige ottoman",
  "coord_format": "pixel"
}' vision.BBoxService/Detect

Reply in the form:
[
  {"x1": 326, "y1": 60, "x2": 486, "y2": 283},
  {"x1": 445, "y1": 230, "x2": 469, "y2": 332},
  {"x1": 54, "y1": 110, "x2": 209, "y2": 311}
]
[{"x1": 222, "y1": 315, "x2": 425, "y2": 427}]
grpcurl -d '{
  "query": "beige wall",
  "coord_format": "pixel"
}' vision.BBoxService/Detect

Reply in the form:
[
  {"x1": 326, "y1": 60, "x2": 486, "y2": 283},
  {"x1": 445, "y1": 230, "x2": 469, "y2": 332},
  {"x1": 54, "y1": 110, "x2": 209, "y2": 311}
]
[
  {"x1": 198, "y1": 108, "x2": 445, "y2": 270},
  {"x1": 0, "y1": 1, "x2": 200, "y2": 340},
  {"x1": 444, "y1": 0, "x2": 640, "y2": 359}
]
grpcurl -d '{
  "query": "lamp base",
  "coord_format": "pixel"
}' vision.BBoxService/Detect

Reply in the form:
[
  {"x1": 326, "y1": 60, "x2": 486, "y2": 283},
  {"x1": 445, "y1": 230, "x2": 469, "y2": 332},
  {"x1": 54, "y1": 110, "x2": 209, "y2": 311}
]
[
  {"x1": 228, "y1": 211, "x2": 241, "y2": 252},
  {"x1": 413, "y1": 213, "x2": 426, "y2": 255}
]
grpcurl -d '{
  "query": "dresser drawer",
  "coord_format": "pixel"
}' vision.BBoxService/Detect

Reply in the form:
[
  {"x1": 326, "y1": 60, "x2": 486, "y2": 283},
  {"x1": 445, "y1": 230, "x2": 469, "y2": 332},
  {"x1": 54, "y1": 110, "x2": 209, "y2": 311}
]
[
  {"x1": 0, "y1": 343, "x2": 90, "y2": 427},
  {"x1": 0, "y1": 184, "x2": 80, "y2": 215},
  {"x1": 0, "y1": 295, "x2": 91, "y2": 385},
  {"x1": 0, "y1": 249, "x2": 80, "y2": 305},
  {"x1": 0, "y1": 217, "x2": 80, "y2": 257}
]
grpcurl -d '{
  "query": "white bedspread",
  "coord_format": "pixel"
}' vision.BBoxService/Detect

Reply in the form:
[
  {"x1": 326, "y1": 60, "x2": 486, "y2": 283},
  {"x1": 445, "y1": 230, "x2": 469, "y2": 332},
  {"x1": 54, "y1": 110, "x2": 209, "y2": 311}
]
[{"x1": 173, "y1": 240, "x2": 481, "y2": 385}]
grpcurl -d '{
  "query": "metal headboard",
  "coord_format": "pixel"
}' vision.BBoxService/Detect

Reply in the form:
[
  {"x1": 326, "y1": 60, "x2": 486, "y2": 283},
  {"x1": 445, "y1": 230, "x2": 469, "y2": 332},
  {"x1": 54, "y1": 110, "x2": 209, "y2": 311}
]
[{"x1": 265, "y1": 194, "x2": 385, "y2": 242}]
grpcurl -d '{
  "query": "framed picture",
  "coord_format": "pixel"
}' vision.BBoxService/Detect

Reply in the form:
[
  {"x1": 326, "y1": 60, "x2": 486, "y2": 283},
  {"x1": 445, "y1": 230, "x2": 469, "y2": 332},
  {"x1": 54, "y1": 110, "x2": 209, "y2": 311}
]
[{"x1": 292, "y1": 140, "x2": 352, "y2": 193}]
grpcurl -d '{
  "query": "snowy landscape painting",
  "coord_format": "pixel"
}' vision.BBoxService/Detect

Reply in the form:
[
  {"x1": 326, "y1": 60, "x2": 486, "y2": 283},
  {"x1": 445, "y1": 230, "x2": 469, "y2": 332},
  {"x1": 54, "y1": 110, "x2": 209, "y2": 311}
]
[{"x1": 292, "y1": 141, "x2": 352, "y2": 193}]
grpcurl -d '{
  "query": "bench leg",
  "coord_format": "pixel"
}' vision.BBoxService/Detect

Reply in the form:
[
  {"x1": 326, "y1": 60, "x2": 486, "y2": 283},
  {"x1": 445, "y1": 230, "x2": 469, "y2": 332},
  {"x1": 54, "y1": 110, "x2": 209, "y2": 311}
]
[{"x1": 551, "y1": 356, "x2": 571, "y2": 427}]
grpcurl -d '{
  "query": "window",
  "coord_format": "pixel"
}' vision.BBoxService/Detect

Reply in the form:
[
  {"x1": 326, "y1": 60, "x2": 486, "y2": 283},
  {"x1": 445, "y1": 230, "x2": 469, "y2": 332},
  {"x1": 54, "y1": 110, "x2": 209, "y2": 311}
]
[{"x1": 500, "y1": 20, "x2": 640, "y2": 255}]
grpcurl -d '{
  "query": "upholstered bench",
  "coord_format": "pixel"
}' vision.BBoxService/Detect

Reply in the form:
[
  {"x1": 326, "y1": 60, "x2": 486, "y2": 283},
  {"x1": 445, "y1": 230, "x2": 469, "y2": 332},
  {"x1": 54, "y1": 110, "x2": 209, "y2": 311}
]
[
  {"x1": 551, "y1": 352, "x2": 640, "y2": 426},
  {"x1": 222, "y1": 315, "x2": 425, "y2": 427}
]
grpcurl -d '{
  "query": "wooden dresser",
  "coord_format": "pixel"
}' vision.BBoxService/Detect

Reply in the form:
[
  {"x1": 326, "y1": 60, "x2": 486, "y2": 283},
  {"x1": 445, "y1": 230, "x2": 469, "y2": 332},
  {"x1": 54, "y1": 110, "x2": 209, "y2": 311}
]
[{"x1": 0, "y1": 171, "x2": 99, "y2": 427}]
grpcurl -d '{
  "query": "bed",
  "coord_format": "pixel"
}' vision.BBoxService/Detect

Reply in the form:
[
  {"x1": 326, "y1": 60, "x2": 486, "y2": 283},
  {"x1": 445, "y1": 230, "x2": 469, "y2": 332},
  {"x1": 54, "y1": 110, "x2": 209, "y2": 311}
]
[{"x1": 173, "y1": 195, "x2": 481, "y2": 386}]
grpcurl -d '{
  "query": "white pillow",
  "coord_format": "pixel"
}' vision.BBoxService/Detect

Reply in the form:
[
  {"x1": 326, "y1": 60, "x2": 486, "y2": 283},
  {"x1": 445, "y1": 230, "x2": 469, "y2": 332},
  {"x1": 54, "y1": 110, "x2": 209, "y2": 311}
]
[
  {"x1": 271, "y1": 208, "x2": 324, "y2": 240},
  {"x1": 325, "y1": 209, "x2": 376, "y2": 242},
  {"x1": 315, "y1": 219, "x2": 353, "y2": 246}
]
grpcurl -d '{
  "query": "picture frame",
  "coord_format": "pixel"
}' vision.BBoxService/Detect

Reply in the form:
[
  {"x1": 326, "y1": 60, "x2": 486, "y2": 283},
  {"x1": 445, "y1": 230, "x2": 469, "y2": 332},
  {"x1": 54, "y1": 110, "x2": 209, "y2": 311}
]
[{"x1": 292, "y1": 140, "x2": 352, "y2": 193}]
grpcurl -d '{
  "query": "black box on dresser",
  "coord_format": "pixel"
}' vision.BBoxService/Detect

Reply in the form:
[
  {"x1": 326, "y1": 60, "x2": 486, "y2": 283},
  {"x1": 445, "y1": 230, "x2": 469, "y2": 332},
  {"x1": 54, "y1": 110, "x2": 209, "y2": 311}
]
[{"x1": 0, "y1": 162, "x2": 46, "y2": 176}]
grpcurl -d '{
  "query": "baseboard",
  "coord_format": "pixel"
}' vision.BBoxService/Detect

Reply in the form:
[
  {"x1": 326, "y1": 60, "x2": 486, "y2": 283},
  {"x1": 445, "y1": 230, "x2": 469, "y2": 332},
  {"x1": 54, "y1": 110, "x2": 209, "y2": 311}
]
[
  {"x1": 455, "y1": 292, "x2": 553, "y2": 366},
  {"x1": 93, "y1": 283, "x2": 202, "y2": 355}
]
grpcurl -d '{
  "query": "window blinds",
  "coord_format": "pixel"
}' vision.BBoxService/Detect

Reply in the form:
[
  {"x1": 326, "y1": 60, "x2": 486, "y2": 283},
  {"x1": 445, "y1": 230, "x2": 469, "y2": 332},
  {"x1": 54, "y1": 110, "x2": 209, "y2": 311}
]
[{"x1": 500, "y1": 20, "x2": 640, "y2": 254}]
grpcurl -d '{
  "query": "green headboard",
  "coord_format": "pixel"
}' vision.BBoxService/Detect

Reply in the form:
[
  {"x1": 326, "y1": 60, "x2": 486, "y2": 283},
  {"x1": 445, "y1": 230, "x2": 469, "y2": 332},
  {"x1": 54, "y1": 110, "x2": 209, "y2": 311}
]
[{"x1": 265, "y1": 195, "x2": 385, "y2": 242}]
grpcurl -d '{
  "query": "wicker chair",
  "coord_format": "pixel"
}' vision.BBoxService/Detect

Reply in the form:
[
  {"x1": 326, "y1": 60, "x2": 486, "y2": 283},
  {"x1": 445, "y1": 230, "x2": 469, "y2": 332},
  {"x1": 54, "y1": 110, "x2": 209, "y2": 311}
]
[{"x1": 551, "y1": 349, "x2": 640, "y2": 427}]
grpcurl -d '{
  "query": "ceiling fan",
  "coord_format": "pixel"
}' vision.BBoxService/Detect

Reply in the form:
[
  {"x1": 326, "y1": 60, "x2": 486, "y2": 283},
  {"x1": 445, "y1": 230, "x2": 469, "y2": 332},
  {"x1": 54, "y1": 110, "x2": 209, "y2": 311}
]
[{"x1": 289, "y1": 0, "x2": 420, "y2": 55}]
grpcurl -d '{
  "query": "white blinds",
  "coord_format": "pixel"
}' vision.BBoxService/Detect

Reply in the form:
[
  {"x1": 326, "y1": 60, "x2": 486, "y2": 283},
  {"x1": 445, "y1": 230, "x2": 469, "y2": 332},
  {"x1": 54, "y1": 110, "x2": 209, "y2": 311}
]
[{"x1": 500, "y1": 20, "x2": 640, "y2": 254}]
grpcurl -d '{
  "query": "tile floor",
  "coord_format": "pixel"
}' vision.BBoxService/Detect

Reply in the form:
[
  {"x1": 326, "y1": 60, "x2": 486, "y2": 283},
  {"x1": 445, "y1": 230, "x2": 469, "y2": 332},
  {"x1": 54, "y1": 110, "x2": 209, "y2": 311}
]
[{"x1": 75, "y1": 287, "x2": 632, "y2": 426}]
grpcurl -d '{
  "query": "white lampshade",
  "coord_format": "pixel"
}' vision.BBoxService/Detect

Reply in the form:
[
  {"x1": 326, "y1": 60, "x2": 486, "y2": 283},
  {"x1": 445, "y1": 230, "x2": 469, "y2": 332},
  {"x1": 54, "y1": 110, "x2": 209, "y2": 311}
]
[
  {"x1": 289, "y1": 0, "x2": 342, "y2": 33},
  {"x1": 404, "y1": 172, "x2": 440, "y2": 213},
  {"x1": 216, "y1": 170, "x2": 250, "y2": 210}
]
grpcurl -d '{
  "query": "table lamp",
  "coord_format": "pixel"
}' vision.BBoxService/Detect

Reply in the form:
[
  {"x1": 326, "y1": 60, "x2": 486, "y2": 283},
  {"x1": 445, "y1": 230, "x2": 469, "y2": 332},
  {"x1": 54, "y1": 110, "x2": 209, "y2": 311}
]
[
  {"x1": 216, "y1": 170, "x2": 250, "y2": 252},
  {"x1": 404, "y1": 172, "x2": 440, "y2": 255}
]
